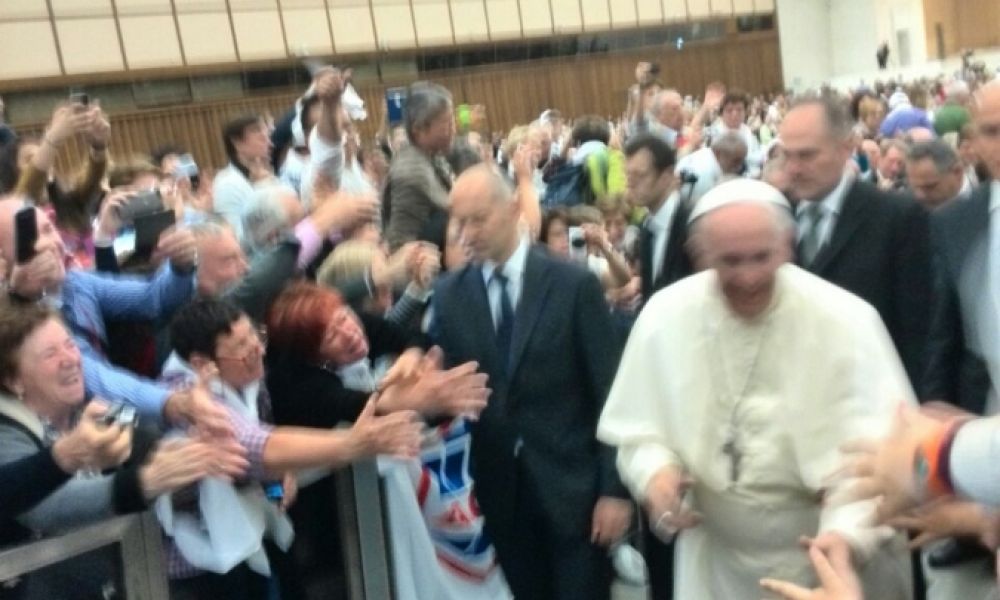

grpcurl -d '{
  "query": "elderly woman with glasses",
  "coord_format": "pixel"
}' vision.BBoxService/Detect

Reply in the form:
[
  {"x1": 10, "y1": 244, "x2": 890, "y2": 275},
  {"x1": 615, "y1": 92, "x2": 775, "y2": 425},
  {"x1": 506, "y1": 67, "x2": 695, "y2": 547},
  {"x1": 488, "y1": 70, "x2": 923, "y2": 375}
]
[
  {"x1": 0, "y1": 302, "x2": 248, "y2": 597},
  {"x1": 159, "y1": 297, "x2": 426, "y2": 600}
]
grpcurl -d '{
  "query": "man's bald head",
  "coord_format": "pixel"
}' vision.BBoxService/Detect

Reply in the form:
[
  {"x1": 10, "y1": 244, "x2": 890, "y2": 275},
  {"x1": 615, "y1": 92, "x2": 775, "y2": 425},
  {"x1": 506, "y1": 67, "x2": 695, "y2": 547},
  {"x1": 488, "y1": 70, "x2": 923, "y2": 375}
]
[
  {"x1": 971, "y1": 82, "x2": 1000, "y2": 180},
  {"x1": 449, "y1": 164, "x2": 520, "y2": 264},
  {"x1": 653, "y1": 89, "x2": 685, "y2": 130},
  {"x1": 711, "y1": 132, "x2": 749, "y2": 175}
]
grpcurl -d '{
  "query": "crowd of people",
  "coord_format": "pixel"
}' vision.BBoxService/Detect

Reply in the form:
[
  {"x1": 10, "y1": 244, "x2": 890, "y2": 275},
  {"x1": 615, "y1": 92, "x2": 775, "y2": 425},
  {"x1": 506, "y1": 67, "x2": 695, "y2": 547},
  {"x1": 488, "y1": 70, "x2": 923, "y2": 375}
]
[{"x1": 0, "y1": 52, "x2": 998, "y2": 600}]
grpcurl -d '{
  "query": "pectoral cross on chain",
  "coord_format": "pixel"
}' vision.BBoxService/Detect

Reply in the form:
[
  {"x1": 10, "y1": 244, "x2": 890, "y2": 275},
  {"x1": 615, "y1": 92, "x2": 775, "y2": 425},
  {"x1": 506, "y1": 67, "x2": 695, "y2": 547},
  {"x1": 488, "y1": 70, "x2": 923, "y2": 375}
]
[{"x1": 722, "y1": 435, "x2": 742, "y2": 483}]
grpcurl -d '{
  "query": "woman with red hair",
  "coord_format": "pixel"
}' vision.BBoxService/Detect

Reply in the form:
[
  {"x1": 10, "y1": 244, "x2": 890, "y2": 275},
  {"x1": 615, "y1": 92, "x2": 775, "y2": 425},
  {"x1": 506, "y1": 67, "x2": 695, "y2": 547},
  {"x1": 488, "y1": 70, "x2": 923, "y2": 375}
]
[{"x1": 264, "y1": 282, "x2": 490, "y2": 597}]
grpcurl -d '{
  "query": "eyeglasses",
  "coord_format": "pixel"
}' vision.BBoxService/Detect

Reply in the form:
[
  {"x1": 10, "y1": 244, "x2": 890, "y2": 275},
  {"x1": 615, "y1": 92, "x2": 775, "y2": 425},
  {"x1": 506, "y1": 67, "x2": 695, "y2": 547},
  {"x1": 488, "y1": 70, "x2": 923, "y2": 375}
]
[{"x1": 215, "y1": 326, "x2": 267, "y2": 366}]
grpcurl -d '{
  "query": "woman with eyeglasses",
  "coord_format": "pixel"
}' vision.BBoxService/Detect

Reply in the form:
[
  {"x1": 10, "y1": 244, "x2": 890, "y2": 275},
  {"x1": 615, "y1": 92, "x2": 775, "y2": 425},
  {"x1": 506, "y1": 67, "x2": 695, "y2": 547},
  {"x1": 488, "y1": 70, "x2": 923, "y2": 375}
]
[
  {"x1": 0, "y1": 301, "x2": 248, "y2": 598},
  {"x1": 159, "y1": 297, "x2": 426, "y2": 600}
]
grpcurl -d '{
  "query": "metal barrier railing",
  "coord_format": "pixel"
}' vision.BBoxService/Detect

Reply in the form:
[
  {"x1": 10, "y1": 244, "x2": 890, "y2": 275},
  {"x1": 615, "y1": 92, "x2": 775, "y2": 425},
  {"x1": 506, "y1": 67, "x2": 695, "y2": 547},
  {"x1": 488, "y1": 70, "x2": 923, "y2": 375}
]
[
  {"x1": 0, "y1": 460, "x2": 394, "y2": 599},
  {"x1": 0, "y1": 511, "x2": 169, "y2": 599}
]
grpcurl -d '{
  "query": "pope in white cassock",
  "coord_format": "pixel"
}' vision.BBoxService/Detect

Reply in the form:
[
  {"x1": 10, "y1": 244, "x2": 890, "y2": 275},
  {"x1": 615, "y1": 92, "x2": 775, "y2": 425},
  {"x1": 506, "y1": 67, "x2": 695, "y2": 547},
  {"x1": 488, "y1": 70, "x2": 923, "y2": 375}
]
[{"x1": 597, "y1": 178, "x2": 914, "y2": 600}]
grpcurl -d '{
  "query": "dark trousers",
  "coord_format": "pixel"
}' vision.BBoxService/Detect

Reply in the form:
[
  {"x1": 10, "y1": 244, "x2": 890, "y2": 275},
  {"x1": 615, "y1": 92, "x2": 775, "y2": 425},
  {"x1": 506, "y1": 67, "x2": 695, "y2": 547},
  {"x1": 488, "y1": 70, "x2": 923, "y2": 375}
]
[
  {"x1": 642, "y1": 526, "x2": 675, "y2": 600},
  {"x1": 486, "y1": 463, "x2": 613, "y2": 600},
  {"x1": 169, "y1": 540, "x2": 303, "y2": 600}
]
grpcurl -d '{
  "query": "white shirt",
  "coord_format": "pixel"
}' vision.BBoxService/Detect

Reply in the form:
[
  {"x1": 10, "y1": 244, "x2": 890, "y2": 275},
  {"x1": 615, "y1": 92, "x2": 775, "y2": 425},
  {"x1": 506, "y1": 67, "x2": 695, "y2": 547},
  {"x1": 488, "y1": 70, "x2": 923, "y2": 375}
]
[
  {"x1": 300, "y1": 127, "x2": 345, "y2": 210},
  {"x1": 572, "y1": 140, "x2": 607, "y2": 166},
  {"x1": 796, "y1": 170, "x2": 853, "y2": 251},
  {"x1": 481, "y1": 235, "x2": 530, "y2": 330},
  {"x1": 646, "y1": 191, "x2": 680, "y2": 283},
  {"x1": 986, "y1": 181, "x2": 1000, "y2": 415},
  {"x1": 675, "y1": 147, "x2": 723, "y2": 204},
  {"x1": 212, "y1": 163, "x2": 255, "y2": 241}
]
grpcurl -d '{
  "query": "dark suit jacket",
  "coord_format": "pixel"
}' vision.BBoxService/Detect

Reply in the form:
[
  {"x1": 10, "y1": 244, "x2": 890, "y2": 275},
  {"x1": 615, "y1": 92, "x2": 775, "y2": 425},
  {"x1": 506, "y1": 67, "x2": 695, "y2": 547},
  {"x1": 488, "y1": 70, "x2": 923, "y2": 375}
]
[
  {"x1": 640, "y1": 200, "x2": 693, "y2": 303},
  {"x1": 430, "y1": 247, "x2": 628, "y2": 541},
  {"x1": 921, "y1": 185, "x2": 993, "y2": 414},
  {"x1": 799, "y1": 180, "x2": 932, "y2": 386}
]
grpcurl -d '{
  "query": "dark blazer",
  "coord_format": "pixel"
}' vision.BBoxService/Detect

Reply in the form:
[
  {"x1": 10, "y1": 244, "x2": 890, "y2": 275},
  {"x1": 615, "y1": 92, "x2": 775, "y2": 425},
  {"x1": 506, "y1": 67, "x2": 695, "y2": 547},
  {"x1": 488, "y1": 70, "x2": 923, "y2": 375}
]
[
  {"x1": 921, "y1": 185, "x2": 993, "y2": 414},
  {"x1": 799, "y1": 180, "x2": 932, "y2": 386},
  {"x1": 640, "y1": 199, "x2": 693, "y2": 303},
  {"x1": 430, "y1": 246, "x2": 628, "y2": 542},
  {"x1": 265, "y1": 313, "x2": 421, "y2": 428}
]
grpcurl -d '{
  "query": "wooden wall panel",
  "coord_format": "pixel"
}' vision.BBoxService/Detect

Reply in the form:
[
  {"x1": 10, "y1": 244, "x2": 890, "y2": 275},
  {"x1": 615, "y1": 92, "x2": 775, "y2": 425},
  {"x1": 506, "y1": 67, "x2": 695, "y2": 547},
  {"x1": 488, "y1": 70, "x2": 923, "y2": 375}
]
[{"x1": 15, "y1": 34, "x2": 782, "y2": 175}]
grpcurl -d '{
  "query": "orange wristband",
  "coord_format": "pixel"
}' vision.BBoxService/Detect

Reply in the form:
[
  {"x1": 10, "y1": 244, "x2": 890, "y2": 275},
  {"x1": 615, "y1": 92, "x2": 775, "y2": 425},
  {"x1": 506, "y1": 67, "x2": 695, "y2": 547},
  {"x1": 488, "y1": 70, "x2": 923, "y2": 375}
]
[
  {"x1": 918, "y1": 421, "x2": 950, "y2": 499},
  {"x1": 920, "y1": 418, "x2": 971, "y2": 500}
]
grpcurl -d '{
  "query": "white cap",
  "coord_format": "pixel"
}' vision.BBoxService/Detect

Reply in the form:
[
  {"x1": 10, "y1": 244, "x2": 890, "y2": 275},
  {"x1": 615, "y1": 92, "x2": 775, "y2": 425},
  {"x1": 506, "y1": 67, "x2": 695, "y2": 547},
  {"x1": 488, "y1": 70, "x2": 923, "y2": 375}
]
[
  {"x1": 687, "y1": 178, "x2": 790, "y2": 224},
  {"x1": 888, "y1": 90, "x2": 909, "y2": 110}
]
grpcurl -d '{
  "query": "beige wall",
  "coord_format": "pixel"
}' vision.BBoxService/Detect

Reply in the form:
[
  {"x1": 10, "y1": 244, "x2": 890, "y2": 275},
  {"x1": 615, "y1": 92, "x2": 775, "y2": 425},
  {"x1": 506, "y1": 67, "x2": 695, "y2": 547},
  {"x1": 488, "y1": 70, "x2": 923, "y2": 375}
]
[{"x1": 0, "y1": 0, "x2": 772, "y2": 84}]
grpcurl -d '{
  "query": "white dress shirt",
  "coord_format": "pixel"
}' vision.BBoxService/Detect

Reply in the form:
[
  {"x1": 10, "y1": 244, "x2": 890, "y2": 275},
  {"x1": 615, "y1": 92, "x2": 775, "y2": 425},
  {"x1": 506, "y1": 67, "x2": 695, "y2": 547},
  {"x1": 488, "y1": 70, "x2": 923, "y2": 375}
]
[
  {"x1": 796, "y1": 170, "x2": 854, "y2": 251},
  {"x1": 647, "y1": 191, "x2": 680, "y2": 283},
  {"x1": 986, "y1": 180, "x2": 1000, "y2": 415},
  {"x1": 481, "y1": 235, "x2": 530, "y2": 330}
]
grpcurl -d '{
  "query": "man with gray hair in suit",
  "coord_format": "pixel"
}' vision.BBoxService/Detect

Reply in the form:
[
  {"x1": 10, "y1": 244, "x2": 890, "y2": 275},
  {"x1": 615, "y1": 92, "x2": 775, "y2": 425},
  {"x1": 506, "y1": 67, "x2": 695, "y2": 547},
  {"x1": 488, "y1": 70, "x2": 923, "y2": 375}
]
[{"x1": 384, "y1": 81, "x2": 456, "y2": 252}]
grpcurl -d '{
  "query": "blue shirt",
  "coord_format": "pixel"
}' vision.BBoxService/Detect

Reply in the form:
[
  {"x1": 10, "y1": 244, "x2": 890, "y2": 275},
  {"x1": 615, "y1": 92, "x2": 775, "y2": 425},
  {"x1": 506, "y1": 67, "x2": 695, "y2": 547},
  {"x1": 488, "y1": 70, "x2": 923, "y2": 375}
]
[
  {"x1": 60, "y1": 264, "x2": 195, "y2": 419},
  {"x1": 879, "y1": 106, "x2": 933, "y2": 138}
]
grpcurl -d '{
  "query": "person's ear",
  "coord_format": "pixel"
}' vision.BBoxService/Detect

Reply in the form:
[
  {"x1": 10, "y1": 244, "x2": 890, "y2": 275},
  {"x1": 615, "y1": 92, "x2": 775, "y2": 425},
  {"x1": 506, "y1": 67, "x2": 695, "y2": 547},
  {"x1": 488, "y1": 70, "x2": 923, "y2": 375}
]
[
  {"x1": 5, "y1": 378, "x2": 24, "y2": 401},
  {"x1": 188, "y1": 353, "x2": 217, "y2": 381}
]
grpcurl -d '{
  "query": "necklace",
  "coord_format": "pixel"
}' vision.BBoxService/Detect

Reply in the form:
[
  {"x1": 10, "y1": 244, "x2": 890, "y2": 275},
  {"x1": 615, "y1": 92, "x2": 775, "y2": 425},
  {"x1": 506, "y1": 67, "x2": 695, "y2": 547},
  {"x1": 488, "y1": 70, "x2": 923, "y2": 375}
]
[{"x1": 706, "y1": 310, "x2": 773, "y2": 485}]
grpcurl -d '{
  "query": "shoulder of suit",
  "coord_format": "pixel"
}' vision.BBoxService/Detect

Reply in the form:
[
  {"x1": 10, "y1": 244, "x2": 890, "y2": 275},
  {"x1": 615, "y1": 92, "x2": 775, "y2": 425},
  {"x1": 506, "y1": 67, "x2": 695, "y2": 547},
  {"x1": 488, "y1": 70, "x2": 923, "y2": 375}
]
[
  {"x1": 847, "y1": 179, "x2": 922, "y2": 214},
  {"x1": 931, "y1": 184, "x2": 990, "y2": 227},
  {"x1": 432, "y1": 265, "x2": 468, "y2": 296},
  {"x1": 388, "y1": 146, "x2": 429, "y2": 179}
]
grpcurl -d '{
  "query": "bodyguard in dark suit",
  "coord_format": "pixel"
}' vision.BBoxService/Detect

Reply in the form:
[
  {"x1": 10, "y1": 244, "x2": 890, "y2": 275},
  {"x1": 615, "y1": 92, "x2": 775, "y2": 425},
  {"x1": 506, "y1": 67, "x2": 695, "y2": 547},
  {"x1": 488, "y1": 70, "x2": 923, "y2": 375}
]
[
  {"x1": 922, "y1": 183, "x2": 993, "y2": 413},
  {"x1": 781, "y1": 97, "x2": 932, "y2": 386},
  {"x1": 431, "y1": 165, "x2": 632, "y2": 600},
  {"x1": 623, "y1": 133, "x2": 692, "y2": 600},
  {"x1": 624, "y1": 134, "x2": 693, "y2": 307}
]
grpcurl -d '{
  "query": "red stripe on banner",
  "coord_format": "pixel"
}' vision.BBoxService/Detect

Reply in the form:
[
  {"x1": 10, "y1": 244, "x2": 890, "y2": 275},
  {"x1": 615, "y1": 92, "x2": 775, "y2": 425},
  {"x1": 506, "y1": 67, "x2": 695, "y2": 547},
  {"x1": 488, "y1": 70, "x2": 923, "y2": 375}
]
[
  {"x1": 436, "y1": 549, "x2": 495, "y2": 582},
  {"x1": 417, "y1": 469, "x2": 431, "y2": 506}
]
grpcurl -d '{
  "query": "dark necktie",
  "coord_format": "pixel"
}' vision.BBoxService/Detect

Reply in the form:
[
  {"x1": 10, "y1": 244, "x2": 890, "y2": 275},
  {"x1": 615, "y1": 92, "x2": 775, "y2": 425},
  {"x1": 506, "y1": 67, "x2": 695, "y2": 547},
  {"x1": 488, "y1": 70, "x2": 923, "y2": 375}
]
[{"x1": 492, "y1": 269, "x2": 514, "y2": 377}]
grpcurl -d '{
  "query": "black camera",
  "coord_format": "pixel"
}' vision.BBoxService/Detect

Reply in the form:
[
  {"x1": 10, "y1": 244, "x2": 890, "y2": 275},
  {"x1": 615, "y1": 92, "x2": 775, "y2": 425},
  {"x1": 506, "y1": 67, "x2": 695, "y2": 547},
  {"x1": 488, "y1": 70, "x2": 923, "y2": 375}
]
[{"x1": 116, "y1": 189, "x2": 164, "y2": 224}]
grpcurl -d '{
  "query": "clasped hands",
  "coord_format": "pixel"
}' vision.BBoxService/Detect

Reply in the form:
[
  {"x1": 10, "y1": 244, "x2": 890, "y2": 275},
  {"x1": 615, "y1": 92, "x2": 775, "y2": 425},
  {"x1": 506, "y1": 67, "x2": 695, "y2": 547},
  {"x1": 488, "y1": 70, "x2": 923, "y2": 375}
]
[{"x1": 376, "y1": 346, "x2": 490, "y2": 421}]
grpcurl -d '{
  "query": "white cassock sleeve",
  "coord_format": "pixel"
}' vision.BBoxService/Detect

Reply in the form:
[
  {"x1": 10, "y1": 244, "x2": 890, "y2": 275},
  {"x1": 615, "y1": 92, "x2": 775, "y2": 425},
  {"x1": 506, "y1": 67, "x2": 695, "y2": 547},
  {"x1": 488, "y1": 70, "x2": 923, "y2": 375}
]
[
  {"x1": 951, "y1": 416, "x2": 1000, "y2": 506},
  {"x1": 597, "y1": 298, "x2": 685, "y2": 502},
  {"x1": 793, "y1": 303, "x2": 916, "y2": 561}
]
